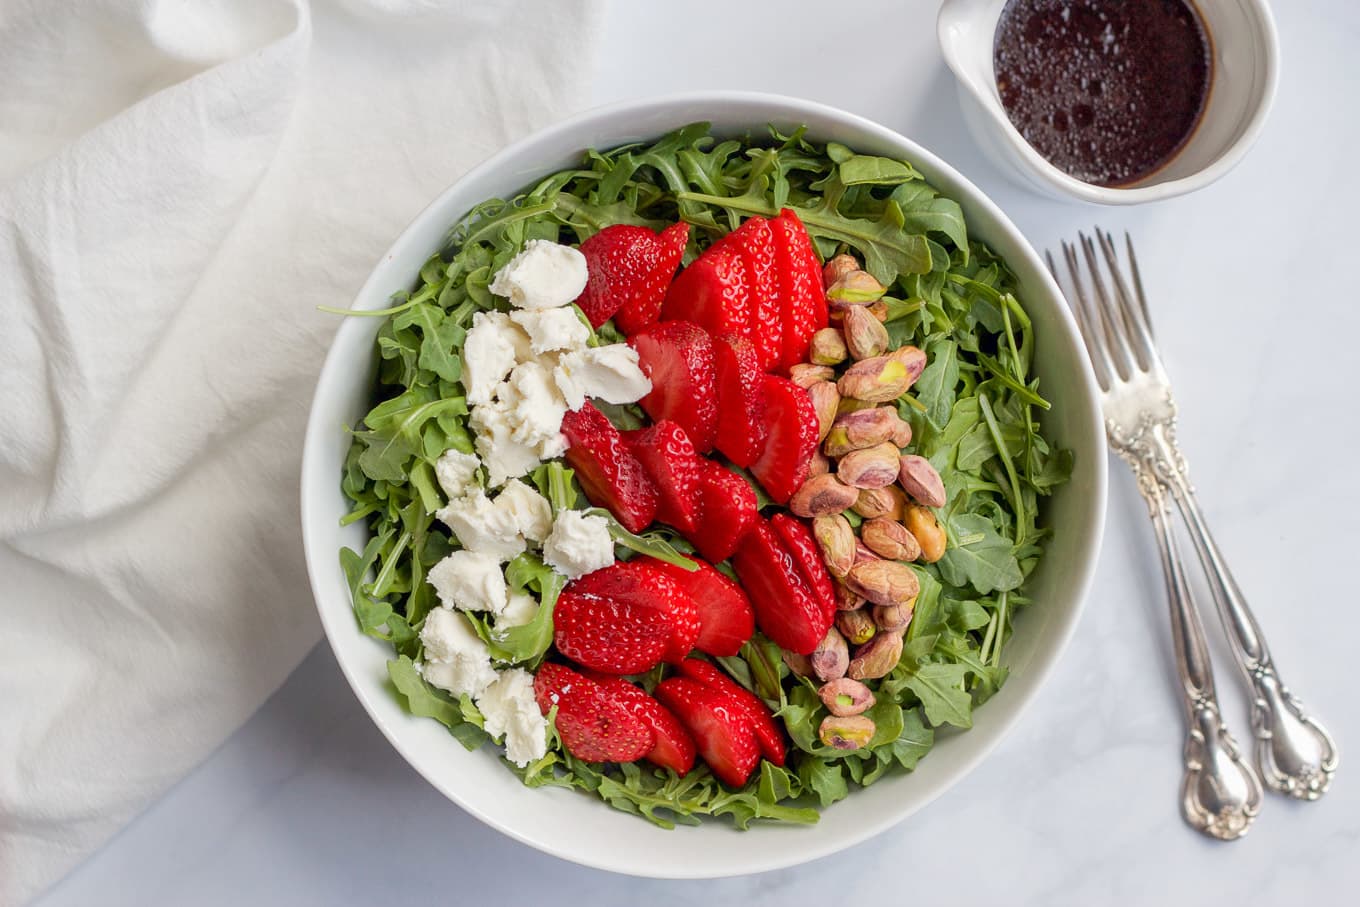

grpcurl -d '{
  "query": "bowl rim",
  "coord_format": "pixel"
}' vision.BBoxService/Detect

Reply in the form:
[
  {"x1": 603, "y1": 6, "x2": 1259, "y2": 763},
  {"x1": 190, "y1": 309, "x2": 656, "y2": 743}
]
[
  {"x1": 936, "y1": 0, "x2": 1281, "y2": 205},
  {"x1": 300, "y1": 89, "x2": 1108, "y2": 878}
]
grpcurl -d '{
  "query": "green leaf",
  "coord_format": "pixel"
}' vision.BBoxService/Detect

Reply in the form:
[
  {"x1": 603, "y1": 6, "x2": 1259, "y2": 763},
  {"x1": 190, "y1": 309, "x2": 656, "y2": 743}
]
[
  {"x1": 797, "y1": 758, "x2": 849, "y2": 807},
  {"x1": 387, "y1": 656, "x2": 488, "y2": 747},
  {"x1": 839, "y1": 154, "x2": 919, "y2": 186},
  {"x1": 902, "y1": 663, "x2": 973, "y2": 728},
  {"x1": 938, "y1": 514, "x2": 1024, "y2": 594},
  {"x1": 914, "y1": 338, "x2": 959, "y2": 430}
]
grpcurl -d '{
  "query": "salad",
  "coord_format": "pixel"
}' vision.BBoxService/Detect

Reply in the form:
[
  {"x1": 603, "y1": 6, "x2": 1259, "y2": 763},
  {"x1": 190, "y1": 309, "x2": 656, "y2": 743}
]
[{"x1": 338, "y1": 124, "x2": 1072, "y2": 828}]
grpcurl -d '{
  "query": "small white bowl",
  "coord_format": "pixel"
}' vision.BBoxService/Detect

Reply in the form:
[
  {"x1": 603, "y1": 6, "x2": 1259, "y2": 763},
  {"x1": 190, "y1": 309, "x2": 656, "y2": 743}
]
[
  {"x1": 938, "y1": 0, "x2": 1280, "y2": 204},
  {"x1": 300, "y1": 91, "x2": 1108, "y2": 878}
]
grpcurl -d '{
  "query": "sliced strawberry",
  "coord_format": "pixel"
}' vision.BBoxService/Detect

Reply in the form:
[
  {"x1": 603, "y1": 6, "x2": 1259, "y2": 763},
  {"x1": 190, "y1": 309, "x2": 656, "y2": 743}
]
[
  {"x1": 770, "y1": 513, "x2": 837, "y2": 621},
  {"x1": 568, "y1": 559, "x2": 701, "y2": 663},
  {"x1": 710, "y1": 331, "x2": 767, "y2": 468},
  {"x1": 553, "y1": 591, "x2": 671, "y2": 674},
  {"x1": 534, "y1": 663, "x2": 655, "y2": 763},
  {"x1": 676, "y1": 658, "x2": 786, "y2": 766},
  {"x1": 629, "y1": 320, "x2": 718, "y2": 453},
  {"x1": 580, "y1": 222, "x2": 688, "y2": 334},
  {"x1": 712, "y1": 217, "x2": 782, "y2": 373},
  {"x1": 731, "y1": 519, "x2": 832, "y2": 655},
  {"x1": 654, "y1": 677, "x2": 761, "y2": 787},
  {"x1": 768, "y1": 209, "x2": 828, "y2": 372},
  {"x1": 638, "y1": 556, "x2": 755, "y2": 657},
  {"x1": 590, "y1": 675, "x2": 696, "y2": 775},
  {"x1": 661, "y1": 245, "x2": 751, "y2": 338},
  {"x1": 624, "y1": 420, "x2": 703, "y2": 536},
  {"x1": 748, "y1": 375, "x2": 819, "y2": 504},
  {"x1": 693, "y1": 461, "x2": 758, "y2": 563},
  {"x1": 561, "y1": 403, "x2": 659, "y2": 534}
]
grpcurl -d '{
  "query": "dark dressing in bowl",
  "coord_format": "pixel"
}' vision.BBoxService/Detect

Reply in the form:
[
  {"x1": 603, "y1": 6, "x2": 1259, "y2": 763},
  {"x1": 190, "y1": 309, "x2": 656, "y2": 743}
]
[{"x1": 994, "y1": 0, "x2": 1211, "y2": 187}]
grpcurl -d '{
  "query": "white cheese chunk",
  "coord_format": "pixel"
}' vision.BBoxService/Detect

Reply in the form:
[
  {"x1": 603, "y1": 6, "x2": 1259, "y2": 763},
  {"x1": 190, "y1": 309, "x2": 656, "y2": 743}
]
[
  {"x1": 489, "y1": 240, "x2": 588, "y2": 310},
  {"x1": 475, "y1": 668, "x2": 549, "y2": 767},
  {"x1": 462, "y1": 311, "x2": 533, "y2": 406},
  {"x1": 427, "y1": 549, "x2": 509, "y2": 614},
  {"x1": 470, "y1": 399, "x2": 542, "y2": 487},
  {"x1": 543, "y1": 509, "x2": 614, "y2": 580},
  {"x1": 497, "y1": 592, "x2": 540, "y2": 630},
  {"x1": 510, "y1": 306, "x2": 591, "y2": 355},
  {"x1": 494, "y1": 478, "x2": 553, "y2": 543},
  {"x1": 417, "y1": 608, "x2": 498, "y2": 698},
  {"x1": 553, "y1": 343, "x2": 651, "y2": 411},
  {"x1": 537, "y1": 432, "x2": 567, "y2": 460},
  {"x1": 507, "y1": 360, "x2": 568, "y2": 448},
  {"x1": 433, "y1": 449, "x2": 481, "y2": 501},
  {"x1": 436, "y1": 487, "x2": 525, "y2": 561}
]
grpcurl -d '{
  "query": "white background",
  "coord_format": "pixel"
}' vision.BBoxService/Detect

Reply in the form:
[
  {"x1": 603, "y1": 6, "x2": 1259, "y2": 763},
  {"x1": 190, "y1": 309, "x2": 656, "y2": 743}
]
[{"x1": 36, "y1": 1, "x2": 1360, "y2": 904}]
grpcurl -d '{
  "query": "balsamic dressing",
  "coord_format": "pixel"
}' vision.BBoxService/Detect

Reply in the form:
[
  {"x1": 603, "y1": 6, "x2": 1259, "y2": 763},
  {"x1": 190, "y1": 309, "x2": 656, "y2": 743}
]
[{"x1": 994, "y1": 0, "x2": 1211, "y2": 187}]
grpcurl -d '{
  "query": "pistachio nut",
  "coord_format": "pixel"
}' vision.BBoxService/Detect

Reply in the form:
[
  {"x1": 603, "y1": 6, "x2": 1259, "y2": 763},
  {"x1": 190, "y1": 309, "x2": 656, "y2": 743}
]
[
  {"x1": 836, "y1": 442, "x2": 901, "y2": 489},
  {"x1": 847, "y1": 631, "x2": 905, "y2": 681},
  {"x1": 898, "y1": 454, "x2": 946, "y2": 508},
  {"x1": 808, "y1": 328, "x2": 849, "y2": 366},
  {"x1": 852, "y1": 485, "x2": 908, "y2": 521},
  {"x1": 782, "y1": 649, "x2": 816, "y2": 678},
  {"x1": 844, "y1": 558, "x2": 920, "y2": 606},
  {"x1": 837, "y1": 354, "x2": 916, "y2": 403},
  {"x1": 812, "y1": 513, "x2": 856, "y2": 578},
  {"x1": 887, "y1": 345, "x2": 928, "y2": 386},
  {"x1": 811, "y1": 626, "x2": 850, "y2": 681},
  {"x1": 807, "y1": 448, "x2": 832, "y2": 478},
  {"x1": 826, "y1": 407, "x2": 908, "y2": 454},
  {"x1": 833, "y1": 577, "x2": 866, "y2": 611},
  {"x1": 868, "y1": 301, "x2": 889, "y2": 322},
  {"x1": 826, "y1": 269, "x2": 886, "y2": 304},
  {"x1": 836, "y1": 396, "x2": 877, "y2": 416},
  {"x1": 873, "y1": 600, "x2": 915, "y2": 633},
  {"x1": 818, "y1": 677, "x2": 877, "y2": 717},
  {"x1": 843, "y1": 304, "x2": 890, "y2": 361},
  {"x1": 822, "y1": 253, "x2": 860, "y2": 289},
  {"x1": 789, "y1": 362, "x2": 835, "y2": 389},
  {"x1": 789, "y1": 472, "x2": 859, "y2": 518},
  {"x1": 854, "y1": 540, "x2": 877, "y2": 565},
  {"x1": 904, "y1": 503, "x2": 947, "y2": 563},
  {"x1": 835, "y1": 608, "x2": 877, "y2": 645},
  {"x1": 861, "y1": 517, "x2": 923, "y2": 561},
  {"x1": 807, "y1": 381, "x2": 841, "y2": 441},
  {"x1": 819, "y1": 714, "x2": 877, "y2": 750}
]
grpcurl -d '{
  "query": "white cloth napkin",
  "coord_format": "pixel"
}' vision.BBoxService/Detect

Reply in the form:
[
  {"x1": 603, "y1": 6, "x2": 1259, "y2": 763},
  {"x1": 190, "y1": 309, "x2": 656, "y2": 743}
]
[{"x1": 0, "y1": 1, "x2": 601, "y2": 901}]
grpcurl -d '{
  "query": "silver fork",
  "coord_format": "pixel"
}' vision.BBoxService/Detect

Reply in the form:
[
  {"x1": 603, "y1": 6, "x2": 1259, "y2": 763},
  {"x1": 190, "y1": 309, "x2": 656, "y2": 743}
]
[{"x1": 1050, "y1": 231, "x2": 1339, "y2": 837}]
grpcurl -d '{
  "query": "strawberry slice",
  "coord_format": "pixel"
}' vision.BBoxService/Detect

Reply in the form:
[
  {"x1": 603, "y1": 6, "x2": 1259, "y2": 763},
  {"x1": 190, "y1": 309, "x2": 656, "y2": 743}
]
[
  {"x1": 638, "y1": 556, "x2": 755, "y2": 657},
  {"x1": 534, "y1": 663, "x2": 655, "y2": 763},
  {"x1": 590, "y1": 674, "x2": 697, "y2": 775},
  {"x1": 768, "y1": 209, "x2": 828, "y2": 372},
  {"x1": 629, "y1": 320, "x2": 718, "y2": 453},
  {"x1": 561, "y1": 402, "x2": 659, "y2": 534},
  {"x1": 712, "y1": 216, "x2": 782, "y2": 372},
  {"x1": 748, "y1": 375, "x2": 819, "y2": 504},
  {"x1": 770, "y1": 513, "x2": 837, "y2": 621},
  {"x1": 568, "y1": 559, "x2": 701, "y2": 663},
  {"x1": 710, "y1": 331, "x2": 767, "y2": 468},
  {"x1": 578, "y1": 222, "x2": 688, "y2": 333},
  {"x1": 625, "y1": 420, "x2": 703, "y2": 536},
  {"x1": 660, "y1": 245, "x2": 750, "y2": 339},
  {"x1": 731, "y1": 519, "x2": 832, "y2": 655},
  {"x1": 693, "y1": 461, "x2": 758, "y2": 563},
  {"x1": 675, "y1": 658, "x2": 786, "y2": 766},
  {"x1": 553, "y1": 591, "x2": 671, "y2": 674},
  {"x1": 654, "y1": 677, "x2": 761, "y2": 787}
]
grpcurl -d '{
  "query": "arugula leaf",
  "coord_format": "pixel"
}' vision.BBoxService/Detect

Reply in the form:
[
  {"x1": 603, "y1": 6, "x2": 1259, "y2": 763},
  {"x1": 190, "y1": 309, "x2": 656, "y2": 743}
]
[
  {"x1": 900, "y1": 663, "x2": 974, "y2": 729},
  {"x1": 938, "y1": 513, "x2": 1024, "y2": 594},
  {"x1": 387, "y1": 656, "x2": 489, "y2": 750}
]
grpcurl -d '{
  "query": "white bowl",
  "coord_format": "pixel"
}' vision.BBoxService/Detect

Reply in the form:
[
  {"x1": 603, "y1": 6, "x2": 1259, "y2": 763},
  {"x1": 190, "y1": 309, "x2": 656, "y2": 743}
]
[
  {"x1": 938, "y1": 0, "x2": 1280, "y2": 205},
  {"x1": 300, "y1": 92, "x2": 1108, "y2": 878}
]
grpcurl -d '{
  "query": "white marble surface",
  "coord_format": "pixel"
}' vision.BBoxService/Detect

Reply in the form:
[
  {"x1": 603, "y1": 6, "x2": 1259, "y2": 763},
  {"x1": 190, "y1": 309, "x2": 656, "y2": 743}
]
[{"x1": 36, "y1": 1, "x2": 1360, "y2": 903}]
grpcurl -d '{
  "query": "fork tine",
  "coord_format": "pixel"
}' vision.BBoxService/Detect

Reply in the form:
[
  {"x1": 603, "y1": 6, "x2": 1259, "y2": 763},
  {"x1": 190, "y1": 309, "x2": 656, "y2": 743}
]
[
  {"x1": 1079, "y1": 231, "x2": 1138, "y2": 381},
  {"x1": 1124, "y1": 231, "x2": 1154, "y2": 337},
  {"x1": 1056, "y1": 241, "x2": 1114, "y2": 391},
  {"x1": 1096, "y1": 229, "x2": 1156, "y2": 372}
]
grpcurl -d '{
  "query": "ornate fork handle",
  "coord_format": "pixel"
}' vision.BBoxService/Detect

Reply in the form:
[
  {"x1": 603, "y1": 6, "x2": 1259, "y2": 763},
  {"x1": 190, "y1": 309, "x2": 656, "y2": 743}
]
[
  {"x1": 1146, "y1": 425, "x2": 1339, "y2": 799},
  {"x1": 1119, "y1": 444, "x2": 1262, "y2": 840}
]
